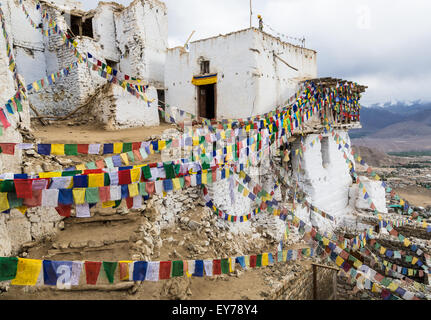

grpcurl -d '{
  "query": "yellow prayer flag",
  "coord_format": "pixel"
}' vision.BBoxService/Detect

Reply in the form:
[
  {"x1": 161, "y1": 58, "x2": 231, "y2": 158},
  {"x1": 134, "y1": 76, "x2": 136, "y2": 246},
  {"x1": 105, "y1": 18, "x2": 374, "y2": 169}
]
[
  {"x1": 353, "y1": 260, "x2": 362, "y2": 268},
  {"x1": 172, "y1": 178, "x2": 181, "y2": 190},
  {"x1": 403, "y1": 238, "x2": 411, "y2": 247},
  {"x1": 225, "y1": 168, "x2": 230, "y2": 178},
  {"x1": 262, "y1": 253, "x2": 269, "y2": 266},
  {"x1": 243, "y1": 188, "x2": 249, "y2": 197},
  {"x1": 39, "y1": 172, "x2": 62, "y2": 178},
  {"x1": 412, "y1": 257, "x2": 418, "y2": 265},
  {"x1": 88, "y1": 173, "x2": 104, "y2": 188},
  {"x1": 130, "y1": 168, "x2": 141, "y2": 183},
  {"x1": 128, "y1": 183, "x2": 139, "y2": 198},
  {"x1": 0, "y1": 193, "x2": 10, "y2": 212},
  {"x1": 192, "y1": 136, "x2": 199, "y2": 146},
  {"x1": 379, "y1": 246, "x2": 386, "y2": 255},
  {"x1": 51, "y1": 144, "x2": 65, "y2": 156},
  {"x1": 113, "y1": 143, "x2": 123, "y2": 154},
  {"x1": 244, "y1": 255, "x2": 250, "y2": 267},
  {"x1": 282, "y1": 250, "x2": 287, "y2": 262},
  {"x1": 388, "y1": 282, "x2": 398, "y2": 292},
  {"x1": 220, "y1": 131, "x2": 226, "y2": 140},
  {"x1": 202, "y1": 172, "x2": 207, "y2": 185},
  {"x1": 335, "y1": 256, "x2": 344, "y2": 267},
  {"x1": 120, "y1": 153, "x2": 129, "y2": 165},
  {"x1": 17, "y1": 206, "x2": 27, "y2": 215},
  {"x1": 158, "y1": 140, "x2": 166, "y2": 151},
  {"x1": 322, "y1": 238, "x2": 329, "y2": 246},
  {"x1": 408, "y1": 269, "x2": 413, "y2": 276},
  {"x1": 11, "y1": 258, "x2": 42, "y2": 286},
  {"x1": 102, "y1": 201, "x2": 115, "y2": 208},
  {"x1": 229, "y1": 258, "x2": 234, "y2": 273},
  {"x1": 372, "y1": 283, "x2": 379, "y2": 293},
  {"x1": 75, "y1": 164, "x2": 86, "y2": 171},
  {"x1": 72, "y1": 188, "x2": 86, "y2": 205}
]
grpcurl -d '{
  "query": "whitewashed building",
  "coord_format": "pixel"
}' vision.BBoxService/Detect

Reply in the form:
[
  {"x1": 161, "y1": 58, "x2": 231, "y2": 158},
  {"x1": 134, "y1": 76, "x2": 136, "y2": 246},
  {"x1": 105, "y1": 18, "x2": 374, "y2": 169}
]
[
  {"x1": 165, "y1": 27, "x2": 317, "y2": 120},
  {"x1": 4, "y1": 0, "x2": 168, "y2": 128}
]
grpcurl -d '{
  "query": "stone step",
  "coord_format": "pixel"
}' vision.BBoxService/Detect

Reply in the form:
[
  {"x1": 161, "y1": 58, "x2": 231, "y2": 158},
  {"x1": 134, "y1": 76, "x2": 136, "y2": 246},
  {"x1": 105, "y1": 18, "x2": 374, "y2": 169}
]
[
  {"x1": 43, "y1": 241, "x2": 132, "y2": 261},
  {"x1": 64, "y1": 213, "x2": 140, "y2": 225}
]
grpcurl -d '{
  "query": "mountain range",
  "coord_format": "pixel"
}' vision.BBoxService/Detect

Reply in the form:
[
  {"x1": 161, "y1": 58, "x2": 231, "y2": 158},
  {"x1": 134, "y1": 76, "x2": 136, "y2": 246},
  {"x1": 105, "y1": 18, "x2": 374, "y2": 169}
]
[{"x1": 350, "y1": 101, "x2": 431, "y2": 153}]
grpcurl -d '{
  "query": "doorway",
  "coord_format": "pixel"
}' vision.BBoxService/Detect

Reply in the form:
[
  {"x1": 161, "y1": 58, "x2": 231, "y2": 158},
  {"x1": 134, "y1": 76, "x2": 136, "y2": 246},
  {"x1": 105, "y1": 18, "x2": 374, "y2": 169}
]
[{"x1": 198, "y1": 84, "x2": 216, "y2": 119}]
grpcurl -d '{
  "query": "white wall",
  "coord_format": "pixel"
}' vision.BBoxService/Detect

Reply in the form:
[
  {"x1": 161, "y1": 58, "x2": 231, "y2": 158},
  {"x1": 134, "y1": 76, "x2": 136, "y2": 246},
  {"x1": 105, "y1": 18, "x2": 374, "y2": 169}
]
[
  {"x1": 253, "y1": 29, "x2": 317, "y2": 115},
  {"x1": 165, "y1": 28, "x2": 317, "y2": 120},
  {"x1": 92, "y1": 3, "x2": 121, "y2": 62},
  {"x1": 115, "y1": 0, "x2": 168, "y2": 86},
  {"x1": 292, "y1": 131, "x2": 354, "y2": 218}
]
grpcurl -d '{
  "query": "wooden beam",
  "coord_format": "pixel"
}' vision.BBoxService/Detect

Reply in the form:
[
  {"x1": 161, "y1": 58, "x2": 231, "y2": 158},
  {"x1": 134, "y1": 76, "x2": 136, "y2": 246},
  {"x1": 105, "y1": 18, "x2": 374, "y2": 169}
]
[{"x1": 274, "y1": 53, "x2": 298, "y2": 71}]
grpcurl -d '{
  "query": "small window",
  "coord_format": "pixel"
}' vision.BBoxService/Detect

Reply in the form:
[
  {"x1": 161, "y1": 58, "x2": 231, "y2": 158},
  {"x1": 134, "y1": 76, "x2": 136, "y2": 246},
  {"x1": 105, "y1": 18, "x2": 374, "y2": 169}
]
[
  {"x1": 321, "y1": 137, "x2": 330, "y2": 168},
  {"x1": 82, "y1": 17, "x2": 93, "y2": 38},
  {"x1": 106, "y1": 59, "x2": 118, "y2": 70},
  {"x1": 69, "y1": 14, "x2": 93, "y2": 38},
  {"x1": 201, "y1": 60, "x2": 210, "y2": 74},
  {"x1": 157, "y1": 89, "x2": 165, "y2": 108}
]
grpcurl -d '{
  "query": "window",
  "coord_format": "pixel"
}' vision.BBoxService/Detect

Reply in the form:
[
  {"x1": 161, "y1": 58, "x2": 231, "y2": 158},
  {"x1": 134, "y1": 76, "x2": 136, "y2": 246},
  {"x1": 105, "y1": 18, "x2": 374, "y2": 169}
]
[
  {"x1": 69, "y1": 14, "x2": 93, "y2": 38},
  {"x1": 201, "y1": 60, "x2": 210, "y2": 74},
  {"x1": 106, "y1": 59, "x2": 118, "y2": 70},
  {"x1": 321, "y1": 137, "x2": 330, "y2": 168}
]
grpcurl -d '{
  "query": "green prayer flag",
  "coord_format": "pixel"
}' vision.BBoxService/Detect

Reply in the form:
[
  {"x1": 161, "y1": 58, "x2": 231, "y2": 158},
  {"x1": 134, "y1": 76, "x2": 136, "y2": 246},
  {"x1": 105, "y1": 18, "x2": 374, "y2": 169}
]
[
  {"x1": 7, "y1": 193, "x2": 23, "y2": 209},
  {"x1": 127, "y1": 151, "x2": 134, "y2": 163},
  {"x1": 0, "y1": 257, "x2": 18, "y2": 281},
  {"x1": 104, "y1": 173, "x2": 110, "y2": 186},
  {"x1": 85, "y1": 187, "x2": 100, "y2": 204},
  {"x1": 163, "y1": 163, "x2": 175, "y2": 179},
  {"x1": 103, "y1": 262, "x2": 117, "y2": 284},
  {"x1": 256, "y1": 254, "x2": 262, "y2": 267},
  {"x1": 65, "y1": 144, "x2": 78, "y2": 156},
  {"x1": 221, "y1": 259, "x2": 230, "y2": 274},
  {"x1": 142, "y1": 166, "x2": 152, "y2": 179},
  {"x1": 171, "y1": 260, "x2": 183, "y2": 277},
  {"x1": 62, "y1": 170, "x2": 81, "y2": 177},
  {"x1": 122, "y1": 143, "x2": 132, "y2": 153},
  {"x1": 139, "y1": 183, "x2": 148, "y2": 196},
  {"x1": 86, "y1": 162, "x2": 97, "y2": 170},
  {"x1": 0, "y1": 180, "x2": 15, "y2": 192},
  {"x1": 179, "y1": 177, "x2": 185, "y2": 189},
  {"x1": 113, "y1": 200, "x2": 122, "y2": 208}
]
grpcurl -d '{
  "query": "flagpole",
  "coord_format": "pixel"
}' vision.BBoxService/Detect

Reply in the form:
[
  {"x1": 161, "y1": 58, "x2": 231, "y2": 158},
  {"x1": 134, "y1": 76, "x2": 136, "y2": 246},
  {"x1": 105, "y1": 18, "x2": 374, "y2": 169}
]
[{"x1": 249, "y1": 0, "x2": 252, "y2": 28}]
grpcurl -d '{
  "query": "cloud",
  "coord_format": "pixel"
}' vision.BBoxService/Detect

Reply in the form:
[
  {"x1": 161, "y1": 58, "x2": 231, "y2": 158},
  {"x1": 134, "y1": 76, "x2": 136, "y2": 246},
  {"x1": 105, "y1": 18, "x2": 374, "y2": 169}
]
[{"x1": 82, "y1": 0, "x2": 431, "y2": 104}]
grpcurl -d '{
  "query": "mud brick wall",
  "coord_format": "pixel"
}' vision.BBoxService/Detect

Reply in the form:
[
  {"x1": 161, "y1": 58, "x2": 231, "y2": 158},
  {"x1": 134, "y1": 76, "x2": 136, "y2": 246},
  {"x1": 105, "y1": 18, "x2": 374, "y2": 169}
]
[{"x1": 272, "y1": 264, "x2": 336, "y2": 300}]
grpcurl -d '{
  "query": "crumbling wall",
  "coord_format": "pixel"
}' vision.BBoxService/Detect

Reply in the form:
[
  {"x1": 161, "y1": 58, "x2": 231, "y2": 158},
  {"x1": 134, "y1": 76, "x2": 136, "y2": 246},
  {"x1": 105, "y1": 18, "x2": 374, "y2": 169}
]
[{"x1": 91, "y1": 83, "x2": 159, "y2": 129}]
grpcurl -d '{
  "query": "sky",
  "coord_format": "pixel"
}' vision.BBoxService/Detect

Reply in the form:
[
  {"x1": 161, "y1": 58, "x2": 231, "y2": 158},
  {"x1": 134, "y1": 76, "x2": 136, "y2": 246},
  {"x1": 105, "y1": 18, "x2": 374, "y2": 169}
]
[{"x1": 82, "y1": 0, "x2": 431, "y2": 106}]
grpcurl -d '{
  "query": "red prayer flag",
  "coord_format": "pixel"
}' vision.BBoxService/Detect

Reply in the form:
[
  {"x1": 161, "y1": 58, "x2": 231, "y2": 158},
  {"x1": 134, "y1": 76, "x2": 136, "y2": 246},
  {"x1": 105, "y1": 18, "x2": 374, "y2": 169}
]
[
  {"x1": 0, "y1": 143, "x2": 15, "y2": 155},
  {"x1": 95, "y1": 160, "x2": 105, "y2": 169},
  {"x1": 133, "y1": 149, "x2": 143, "y2": 161},
  {"x1": 145, "y1": 181, "x2": 155, "y2": 195},
  {"x1": 14, "y1": 179, "x2": 33, "y2": 199},
  {"x1": 99, "y1": 186, "x2": 110, "y2": 203},
  {"x1": 77, "y1": 144, "x2": 89, "y2": 154},
  {"x1": 23, "y1": 189, "x2": 42, "y2": 207},
  {"x1": 159, "y1": 261, "x2": 172, "y2": 280},
  {"x1": 126, "y1": 197, "x2": 133, "y2": 209},
  {"x1": 0, "y1": 108, "x2": 11, "y2": 129},
  {"x1": 213, "y1": 259, "x2": 221, "y2": 275},
  {"x1": 132, "y1": 142, "x2": 141, "y2": 151},
  {"x1": 85, "y1": 261, "x2": 102, "y2": 285},
  {"x1": 55, "y1": 205, "x2": 71, "y2": 217},
  {"x1": 184, "y1": 176, "x2": 191, "y2": 188},
  {"x1": 249, "y1": 255, "x2": 257, "y2": 268},
  {"x1": 118, "y1": 170, "x2": 132, "y2": 185}
]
